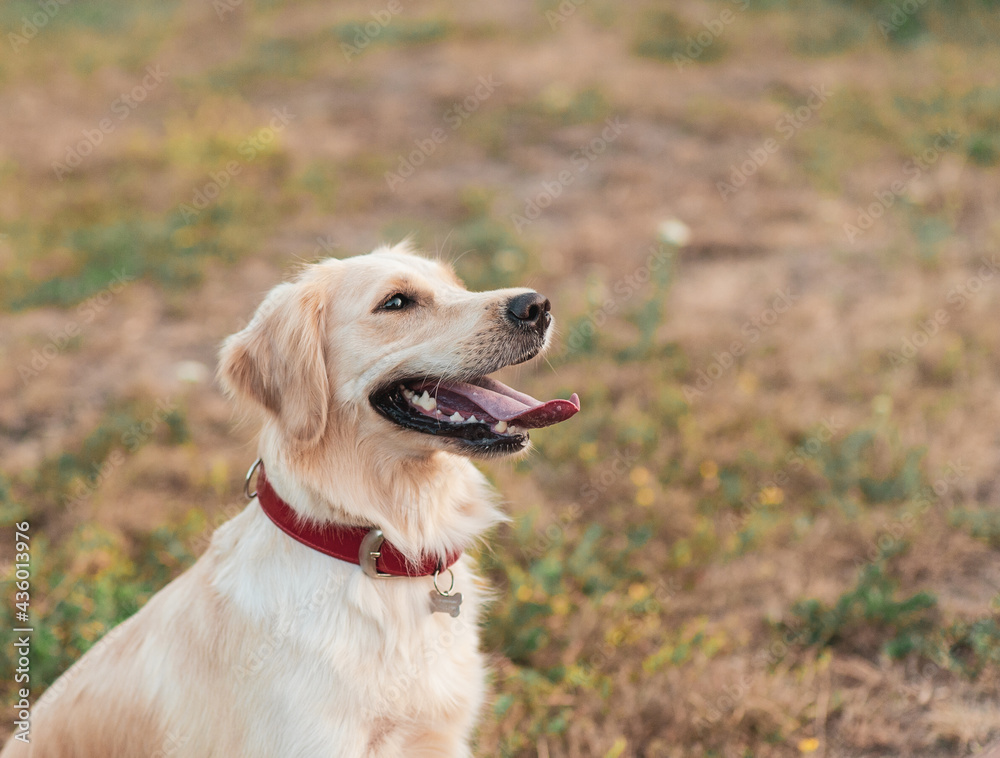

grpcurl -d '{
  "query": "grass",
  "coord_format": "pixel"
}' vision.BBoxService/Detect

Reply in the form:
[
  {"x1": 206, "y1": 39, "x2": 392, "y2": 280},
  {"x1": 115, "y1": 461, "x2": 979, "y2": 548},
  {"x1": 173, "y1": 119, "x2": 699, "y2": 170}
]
[
  {"x1": 787, "y1": 560, "x2": 940, "y2": 659},
  {"x1": 3, "y1": 0, "x2": 1000, "y2": 755},
  {"x1": 633, "y1": 8, "x2": 731, "y2": 65},
  {"x1": 950, "y1": 509, "x2": 1000, "y2": 549}
]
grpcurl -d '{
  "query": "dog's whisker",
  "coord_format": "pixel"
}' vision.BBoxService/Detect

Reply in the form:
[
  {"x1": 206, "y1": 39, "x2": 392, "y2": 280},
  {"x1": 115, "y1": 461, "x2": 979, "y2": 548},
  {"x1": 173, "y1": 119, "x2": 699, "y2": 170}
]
[
  {"x1": 449, "y1": 246, "x2": 476, "y2": 268},
  {"x1": 434, "y1": 228, "x2": 456, "y2": 262},
  {"x1": 542, "y1": 354, "x2": 559, "y2": 376}
]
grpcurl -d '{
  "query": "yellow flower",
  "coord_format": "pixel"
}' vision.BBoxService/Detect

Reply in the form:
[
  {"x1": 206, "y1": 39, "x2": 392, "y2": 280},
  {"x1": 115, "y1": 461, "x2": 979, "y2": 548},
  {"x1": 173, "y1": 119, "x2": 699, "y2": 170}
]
[
  {"x1": 551, "y1": 596, "x2": 571, "y2": 615},
  {"x1": 629, "y1": 466, "x2": 651, "y2": 487},
  {"x1": 515, "y1": 585, "x2": 533, "y2": 603},
  {"x1": 699, "y1": 460, "x2": 718, "y2": 479},
  {"x1": 79, "y1": 620, "x2": 107, "y2": 643},
  {"x1": 604, "y1": 737, "x2": 628, "y2": 758},
  {"x1": 171, "y1": 225, "x2": 200, "y2": 248},
  {"x1": 628, "y1": 583, "x2": 649, "y2": 601},
  {"x1": 636, "y1": 487, "x2": 655, "y2": 507},
  {"x1": 737, "y1": 371, "x2": 758, "y2": 396},
  {"x1": 578, "y1": 442, "x2": 598, "y2": 461},
  {"x1": 798, "y1": 738, "x2": 820, "y2": 753},
  {"x1": 758, "y1": 486, "x2": 785, "y2": 506}
]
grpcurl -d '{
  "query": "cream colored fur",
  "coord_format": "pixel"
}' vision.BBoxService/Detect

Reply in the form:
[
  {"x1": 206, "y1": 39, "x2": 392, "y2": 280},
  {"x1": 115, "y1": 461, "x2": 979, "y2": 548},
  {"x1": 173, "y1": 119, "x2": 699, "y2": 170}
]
[{"x1": 3, "y1": 244, "x2": 556, "y2": 757}]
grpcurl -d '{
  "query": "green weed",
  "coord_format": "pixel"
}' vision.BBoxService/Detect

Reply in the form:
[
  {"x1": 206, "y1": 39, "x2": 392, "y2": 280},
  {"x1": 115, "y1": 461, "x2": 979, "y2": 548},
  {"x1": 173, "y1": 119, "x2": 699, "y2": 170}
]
[
  {"x1": 633, "y1": 9, "x2": 729, "y2": 64},
  {"x1": 949, "y1": 508, "x2": 1000, "y2": 548},
  {"x1": 786, "y1": 561, "x2": 938, "y2": 659},
  {"x1": 818, "y1": 430, "x2": 924, "y2": 506}
]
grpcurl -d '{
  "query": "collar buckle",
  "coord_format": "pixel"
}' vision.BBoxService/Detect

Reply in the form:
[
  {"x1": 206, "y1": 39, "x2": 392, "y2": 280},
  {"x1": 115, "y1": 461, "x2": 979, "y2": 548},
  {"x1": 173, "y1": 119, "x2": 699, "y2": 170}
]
[{"x1": 359, "y1": 528, "x2": 393, "y2": 578}]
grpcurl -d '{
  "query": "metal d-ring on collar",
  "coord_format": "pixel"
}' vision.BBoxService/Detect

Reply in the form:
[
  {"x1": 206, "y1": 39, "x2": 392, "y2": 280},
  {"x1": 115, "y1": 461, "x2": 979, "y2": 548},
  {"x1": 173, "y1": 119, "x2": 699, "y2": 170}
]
[{"x1": 244, "y1": 457, "x2": 263, "y2": 500}]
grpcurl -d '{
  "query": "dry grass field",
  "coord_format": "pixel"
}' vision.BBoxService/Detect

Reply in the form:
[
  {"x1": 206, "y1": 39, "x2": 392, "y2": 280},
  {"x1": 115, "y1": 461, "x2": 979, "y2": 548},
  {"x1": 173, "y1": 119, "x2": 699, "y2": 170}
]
[{"x1": 2, "y1": 0, "x2": 1000, "y2": 755}]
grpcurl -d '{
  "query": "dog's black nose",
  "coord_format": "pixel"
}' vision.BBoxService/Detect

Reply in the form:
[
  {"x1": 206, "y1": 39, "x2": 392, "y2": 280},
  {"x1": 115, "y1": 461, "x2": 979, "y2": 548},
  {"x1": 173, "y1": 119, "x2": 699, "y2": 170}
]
[{"x1": 506, "y1": 291, "x2": 551, "y2": 331}]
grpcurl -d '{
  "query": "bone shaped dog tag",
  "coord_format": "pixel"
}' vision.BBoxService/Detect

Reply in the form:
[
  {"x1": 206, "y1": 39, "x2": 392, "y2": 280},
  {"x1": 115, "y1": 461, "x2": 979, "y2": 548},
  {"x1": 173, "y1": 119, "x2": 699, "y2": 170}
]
[{"x1": 429, "y1": 591, "x2": 462, "y2": 617}]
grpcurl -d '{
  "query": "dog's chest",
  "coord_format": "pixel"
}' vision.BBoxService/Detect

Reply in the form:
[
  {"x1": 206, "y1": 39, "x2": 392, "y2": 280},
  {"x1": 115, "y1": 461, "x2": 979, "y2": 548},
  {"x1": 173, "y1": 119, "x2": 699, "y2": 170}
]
[
  {"x1": 321, "y1": 575, "x2": 481, "y2": 706},
  {"x1": 230, "y1": 565, "x2": 484, "y2": 750}
]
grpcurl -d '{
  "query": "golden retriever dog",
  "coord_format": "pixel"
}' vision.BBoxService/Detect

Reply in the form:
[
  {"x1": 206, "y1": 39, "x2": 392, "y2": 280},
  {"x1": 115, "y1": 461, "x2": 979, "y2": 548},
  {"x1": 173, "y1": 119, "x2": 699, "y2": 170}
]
[{"x1": 4, "y1": 243, "x2": 579, "y2": 757}]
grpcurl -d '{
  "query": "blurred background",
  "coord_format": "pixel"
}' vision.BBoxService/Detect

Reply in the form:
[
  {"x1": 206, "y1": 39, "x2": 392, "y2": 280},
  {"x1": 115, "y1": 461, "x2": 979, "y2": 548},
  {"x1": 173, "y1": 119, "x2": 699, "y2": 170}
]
[{"x1": 2, "y1": 0, "x2": 1000, "y2": 755}]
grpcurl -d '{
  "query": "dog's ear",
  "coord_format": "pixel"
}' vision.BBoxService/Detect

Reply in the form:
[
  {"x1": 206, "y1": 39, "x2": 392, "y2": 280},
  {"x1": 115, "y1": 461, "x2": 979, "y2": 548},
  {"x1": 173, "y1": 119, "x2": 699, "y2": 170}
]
[{"x1": 218, "y1": 279, "x2": 330, "y2": 446}]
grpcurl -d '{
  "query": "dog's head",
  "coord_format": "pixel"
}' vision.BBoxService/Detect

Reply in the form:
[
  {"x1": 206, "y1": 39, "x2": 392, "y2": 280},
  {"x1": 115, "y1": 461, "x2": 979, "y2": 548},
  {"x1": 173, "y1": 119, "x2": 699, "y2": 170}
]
[{"x1": 218, "y1": 244, "x2": 579, "y2": 459}]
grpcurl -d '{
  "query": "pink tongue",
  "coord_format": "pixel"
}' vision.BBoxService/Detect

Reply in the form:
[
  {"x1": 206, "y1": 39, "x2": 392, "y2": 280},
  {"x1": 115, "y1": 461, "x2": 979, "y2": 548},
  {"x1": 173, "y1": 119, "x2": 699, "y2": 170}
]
[{"x1": 414, "y1": 377, "x2": 580, "y2": 429}]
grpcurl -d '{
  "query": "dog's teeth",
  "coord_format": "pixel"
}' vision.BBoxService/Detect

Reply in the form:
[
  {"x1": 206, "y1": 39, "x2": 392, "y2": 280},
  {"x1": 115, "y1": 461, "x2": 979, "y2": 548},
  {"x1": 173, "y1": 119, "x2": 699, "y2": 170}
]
[
  {"x1": 467, "y1": 415, "x2": 479, "y2": 424},
  {"x1": 449, "y1": 412, "x2": 464, "y2": 423},
  {"x1": 402, "y1": 388, "x2": 415, "y2": 399},
  {"x1": 493, "y1": 420, "x2": 508, "y2": 434},
  {"x1": 411, "y1": 391, "x2": 437, "y2": 412}
]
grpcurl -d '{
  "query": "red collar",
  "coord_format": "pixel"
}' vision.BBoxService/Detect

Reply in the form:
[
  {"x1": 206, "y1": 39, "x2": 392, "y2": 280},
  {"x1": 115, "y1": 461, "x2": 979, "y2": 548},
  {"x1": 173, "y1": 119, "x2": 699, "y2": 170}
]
[{"x1": 254, "y1": 462, "x2": 459, "y2": 578}]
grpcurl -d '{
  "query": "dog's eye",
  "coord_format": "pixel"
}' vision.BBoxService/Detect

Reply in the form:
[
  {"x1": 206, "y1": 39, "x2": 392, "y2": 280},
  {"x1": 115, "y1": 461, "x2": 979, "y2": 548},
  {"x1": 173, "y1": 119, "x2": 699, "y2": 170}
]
[{"x1": 380, "y1": 293, "x2": 412, "y2": 311}]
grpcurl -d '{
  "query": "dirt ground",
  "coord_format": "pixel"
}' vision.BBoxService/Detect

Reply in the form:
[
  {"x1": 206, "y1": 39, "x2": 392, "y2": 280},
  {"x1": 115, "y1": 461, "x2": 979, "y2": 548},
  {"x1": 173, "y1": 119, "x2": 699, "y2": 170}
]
[{"x1": 2, "y1": 0, "x2": 1000, "y2": 755}]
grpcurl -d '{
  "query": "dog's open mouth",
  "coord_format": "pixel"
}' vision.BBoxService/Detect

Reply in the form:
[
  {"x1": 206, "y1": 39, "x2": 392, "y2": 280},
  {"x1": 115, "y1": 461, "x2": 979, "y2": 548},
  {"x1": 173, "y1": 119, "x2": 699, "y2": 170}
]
[{"x1": 371, "y1": 376, "x2": 580, "y2": 454}]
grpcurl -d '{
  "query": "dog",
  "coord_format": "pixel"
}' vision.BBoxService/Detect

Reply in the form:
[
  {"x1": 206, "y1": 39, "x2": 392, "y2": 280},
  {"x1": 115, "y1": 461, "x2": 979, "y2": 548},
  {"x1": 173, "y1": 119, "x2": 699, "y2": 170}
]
[{"x1": 4, "y1": 243, "x2": 579, "y2": 757}]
